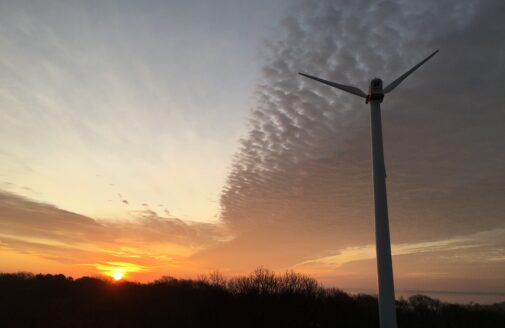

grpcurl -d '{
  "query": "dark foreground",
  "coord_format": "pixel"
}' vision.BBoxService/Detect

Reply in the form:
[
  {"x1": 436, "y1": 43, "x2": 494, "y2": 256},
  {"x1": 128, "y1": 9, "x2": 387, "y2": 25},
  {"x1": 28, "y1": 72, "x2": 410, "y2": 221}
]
[{"x1": 1, "y1": 269, "x2": 504, "y2": 328}]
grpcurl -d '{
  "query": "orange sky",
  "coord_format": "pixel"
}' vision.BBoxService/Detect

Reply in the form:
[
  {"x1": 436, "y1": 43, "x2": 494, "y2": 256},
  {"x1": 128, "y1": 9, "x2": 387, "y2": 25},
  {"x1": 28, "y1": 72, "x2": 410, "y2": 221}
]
[{"x1": 1, "y1": 190, "x2": 504, "y2": 293}]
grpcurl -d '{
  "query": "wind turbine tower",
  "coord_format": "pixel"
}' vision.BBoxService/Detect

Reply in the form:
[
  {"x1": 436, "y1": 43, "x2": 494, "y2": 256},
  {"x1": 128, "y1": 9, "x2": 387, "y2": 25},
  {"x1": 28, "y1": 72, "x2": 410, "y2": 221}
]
[{"x1": 299, "y1": 50, "x2": 438, "y2": 328}]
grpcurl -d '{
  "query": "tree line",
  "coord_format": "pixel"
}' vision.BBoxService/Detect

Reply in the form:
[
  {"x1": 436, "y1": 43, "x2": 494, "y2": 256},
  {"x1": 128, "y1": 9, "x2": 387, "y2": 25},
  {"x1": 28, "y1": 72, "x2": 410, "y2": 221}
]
[{"x1": 1, "y1": 268, "x2": 504, "y2": 327}]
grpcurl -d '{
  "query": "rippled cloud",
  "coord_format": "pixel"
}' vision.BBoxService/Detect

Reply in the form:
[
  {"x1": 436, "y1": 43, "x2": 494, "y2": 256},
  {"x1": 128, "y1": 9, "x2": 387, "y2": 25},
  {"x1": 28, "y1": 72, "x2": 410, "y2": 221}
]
[{"x1": 206, "y1": 0, "x2": 505, "y2": 285}]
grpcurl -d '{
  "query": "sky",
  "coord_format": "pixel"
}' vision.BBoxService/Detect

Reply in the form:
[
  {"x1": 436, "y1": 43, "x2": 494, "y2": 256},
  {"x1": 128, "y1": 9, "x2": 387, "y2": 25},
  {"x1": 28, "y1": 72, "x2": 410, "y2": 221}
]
[{"x1": 1, "y1": 0, "x2": 504, "y2": 298}]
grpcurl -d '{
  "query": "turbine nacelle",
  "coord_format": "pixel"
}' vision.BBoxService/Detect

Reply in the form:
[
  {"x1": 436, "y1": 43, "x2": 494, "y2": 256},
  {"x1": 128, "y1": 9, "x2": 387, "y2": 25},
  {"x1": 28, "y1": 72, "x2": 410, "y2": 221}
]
[{"x1": 367, "y1": 78, "x2": 384, "y2": 104}]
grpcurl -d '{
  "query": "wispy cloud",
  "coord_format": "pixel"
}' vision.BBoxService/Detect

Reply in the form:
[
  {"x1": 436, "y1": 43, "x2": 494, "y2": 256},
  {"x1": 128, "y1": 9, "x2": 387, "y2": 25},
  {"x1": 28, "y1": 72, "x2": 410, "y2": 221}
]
[
  {"x1": 295, "y1": 229, "x2": 505, "y2": 269},
  {"x1": 0, "y1": 190, "x2": 226, "y2": 278}
]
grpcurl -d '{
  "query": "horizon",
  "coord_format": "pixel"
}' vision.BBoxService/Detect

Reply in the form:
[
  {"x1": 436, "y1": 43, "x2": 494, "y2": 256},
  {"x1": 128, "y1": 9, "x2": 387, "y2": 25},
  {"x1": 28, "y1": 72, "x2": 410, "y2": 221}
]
[
  {"x1": 1, "y1": 0, "x2": 505, "y2": 305},
  {"x1": 3, "y1": 269, "x2": 505, "y2": 305}
]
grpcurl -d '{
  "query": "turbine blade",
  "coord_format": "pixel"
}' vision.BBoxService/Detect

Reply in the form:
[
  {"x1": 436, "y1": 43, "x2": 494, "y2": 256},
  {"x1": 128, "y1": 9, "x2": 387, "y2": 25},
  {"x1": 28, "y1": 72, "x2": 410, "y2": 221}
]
[
  {"x1": 299, "y1": 73, "x2": 367, "y2": 98},
  {"x1": 383, "y1": 50, "x2": 439, "y2": 94}
]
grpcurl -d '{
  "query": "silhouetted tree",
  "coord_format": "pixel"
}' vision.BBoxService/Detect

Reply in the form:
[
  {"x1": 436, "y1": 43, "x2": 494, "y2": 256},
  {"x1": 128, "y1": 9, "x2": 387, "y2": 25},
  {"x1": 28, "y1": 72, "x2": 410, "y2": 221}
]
[{"x1": 0, "y1": 270, "x2": 504, "y2": 327}]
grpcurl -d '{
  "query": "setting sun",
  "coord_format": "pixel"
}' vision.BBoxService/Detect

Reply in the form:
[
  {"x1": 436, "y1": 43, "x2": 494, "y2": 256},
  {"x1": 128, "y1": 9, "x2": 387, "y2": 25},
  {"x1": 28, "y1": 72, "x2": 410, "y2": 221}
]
[
  {"x1": 112, "y1": 272, "x2": 124, "y2": 281},
  {"x1": 91, "y1": 261, "x2": 146, "y2": 281}
]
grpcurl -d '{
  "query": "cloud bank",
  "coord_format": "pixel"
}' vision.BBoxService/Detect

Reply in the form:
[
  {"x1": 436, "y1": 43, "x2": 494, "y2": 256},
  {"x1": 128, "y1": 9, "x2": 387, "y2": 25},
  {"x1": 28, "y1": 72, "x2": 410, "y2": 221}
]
[{"x1": 201, "y1": 0, "x2": 505, "y2": 286}]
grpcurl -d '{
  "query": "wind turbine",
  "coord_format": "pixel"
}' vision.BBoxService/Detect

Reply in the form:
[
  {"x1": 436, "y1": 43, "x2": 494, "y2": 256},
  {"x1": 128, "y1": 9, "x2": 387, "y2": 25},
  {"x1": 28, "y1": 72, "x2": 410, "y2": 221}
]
[{"x1": 299, "y1": 50, "x2": 438, "y2": 328}]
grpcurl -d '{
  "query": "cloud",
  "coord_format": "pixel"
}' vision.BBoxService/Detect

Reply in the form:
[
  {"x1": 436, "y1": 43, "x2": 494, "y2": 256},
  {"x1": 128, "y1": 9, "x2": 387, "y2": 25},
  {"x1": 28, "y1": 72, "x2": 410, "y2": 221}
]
[
  {"x1": 288, "y1": 228, "x2": 505, "y2": 292},
  {"x1": 118, "y1": 208, "x2": 227, "y2": 247},
  {"x1": 295, "y1": 228, "x2": 505, "y2": 269},
  {"x1": 210, "y1": 0, "x2": 505, "y2": 276},
  {"x1": 0, "y1": 190, "x2": 111, "y2": 245},
  {"x1": 0, "y1": 190, "x2": 225, "y2": 276}
]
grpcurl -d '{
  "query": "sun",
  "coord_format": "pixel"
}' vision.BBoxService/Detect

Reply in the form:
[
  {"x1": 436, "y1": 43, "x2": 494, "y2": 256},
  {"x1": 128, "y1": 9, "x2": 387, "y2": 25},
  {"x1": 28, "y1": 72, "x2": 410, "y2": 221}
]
[
  {"x1": 95, "y1": 262, "x2": 144, "y2": 281},
  {"x1": 112, "y1": 271, "x2": 124, "y2": 281}
]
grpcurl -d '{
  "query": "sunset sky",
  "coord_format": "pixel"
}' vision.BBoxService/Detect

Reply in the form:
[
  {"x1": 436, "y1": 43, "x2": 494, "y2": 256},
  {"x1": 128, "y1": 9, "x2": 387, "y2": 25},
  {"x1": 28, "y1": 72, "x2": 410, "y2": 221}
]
[{"x1": 1, "y1": 0, "x2": 504, "y2": 295}]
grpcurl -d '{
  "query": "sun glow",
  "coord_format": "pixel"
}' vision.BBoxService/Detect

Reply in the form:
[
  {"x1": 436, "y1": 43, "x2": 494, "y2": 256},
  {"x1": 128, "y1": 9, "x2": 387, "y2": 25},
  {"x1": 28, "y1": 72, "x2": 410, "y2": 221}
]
[
  {"x1": 112, "y1": 271, "x2": 124, "y2": 281},
  {"x1": 89, "y1": 261, "x2": 148, "y2": 281},
  {"x1": 112, "y1": 271, "x2": 123, "y2": 281}
]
